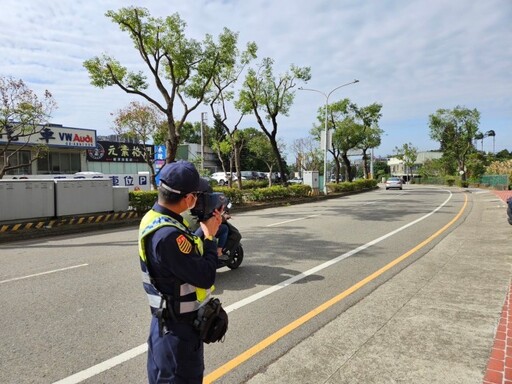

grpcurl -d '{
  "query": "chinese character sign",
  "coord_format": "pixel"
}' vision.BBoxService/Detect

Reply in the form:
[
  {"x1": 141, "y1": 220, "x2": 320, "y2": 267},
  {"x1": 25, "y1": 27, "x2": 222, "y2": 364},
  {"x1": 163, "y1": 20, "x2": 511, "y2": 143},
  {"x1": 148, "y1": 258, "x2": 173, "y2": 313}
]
[{"x1": 87, "y1": 141, "x2": 153, "y2": 162}]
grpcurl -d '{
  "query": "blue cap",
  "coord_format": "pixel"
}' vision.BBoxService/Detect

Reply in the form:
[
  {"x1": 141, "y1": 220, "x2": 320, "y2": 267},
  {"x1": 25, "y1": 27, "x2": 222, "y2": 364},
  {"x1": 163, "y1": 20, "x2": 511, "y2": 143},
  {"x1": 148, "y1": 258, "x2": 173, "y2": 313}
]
[{"x1": 159, "y1": 160, "x2": 200, "y2": 195}]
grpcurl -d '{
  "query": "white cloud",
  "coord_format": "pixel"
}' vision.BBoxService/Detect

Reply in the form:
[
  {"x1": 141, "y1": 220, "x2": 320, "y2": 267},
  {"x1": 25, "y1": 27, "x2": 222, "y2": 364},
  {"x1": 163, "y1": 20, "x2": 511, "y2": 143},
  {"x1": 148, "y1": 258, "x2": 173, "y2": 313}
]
[{"x1": 1, "y1": 0, "x2": 510, "y2": 158}]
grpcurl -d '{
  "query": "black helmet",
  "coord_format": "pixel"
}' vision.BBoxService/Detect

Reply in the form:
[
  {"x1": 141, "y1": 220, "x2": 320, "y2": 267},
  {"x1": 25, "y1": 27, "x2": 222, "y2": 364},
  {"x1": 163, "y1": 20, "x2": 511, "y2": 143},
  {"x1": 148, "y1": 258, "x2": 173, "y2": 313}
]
[{"x1": 198, "y1": 177, "x2": 213, "y2": 194}]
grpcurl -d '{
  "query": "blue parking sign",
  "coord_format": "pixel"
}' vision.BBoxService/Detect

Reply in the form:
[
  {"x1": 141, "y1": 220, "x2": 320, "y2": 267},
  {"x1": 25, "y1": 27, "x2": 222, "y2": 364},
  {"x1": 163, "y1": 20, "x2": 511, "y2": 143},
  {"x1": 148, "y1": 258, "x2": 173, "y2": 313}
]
[{"x1": 154, "y1": 145, "x2": 167, "y2": 186}]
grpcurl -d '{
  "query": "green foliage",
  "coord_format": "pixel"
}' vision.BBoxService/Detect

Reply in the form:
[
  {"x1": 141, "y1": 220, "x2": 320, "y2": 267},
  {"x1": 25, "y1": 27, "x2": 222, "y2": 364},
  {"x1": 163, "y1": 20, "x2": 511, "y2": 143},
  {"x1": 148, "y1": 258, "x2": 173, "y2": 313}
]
[
  {"x1": 240, "y1": 179, "x2": 268, "y2": 189},
  {"x1": 327, "y1": 179, "x2": 377, "y2": 192},
  {"x1": 128, "y1": 179, "x2": 377, "y2": 215},
  {"x1": 84, "y1": 7, "x2": 249, "y2": 162},
  {"x1": 0, "y1": 76, "x2": 57, "y2": 178},
  {"x1": 445, "y1": 177, "x2": 455, "y2": 186},
  {"x1": 129, "y1": 190, "x2": 158, "y2": 214},
  {"x1": 429, "y1": 106, "x2": 480, "y2": 180},
  {"x1": 236, "y1": 57, "x2": 311, "y2": 182},
  {"x1": 213, "y1": 186, "x2": 245, "y2": 205}
]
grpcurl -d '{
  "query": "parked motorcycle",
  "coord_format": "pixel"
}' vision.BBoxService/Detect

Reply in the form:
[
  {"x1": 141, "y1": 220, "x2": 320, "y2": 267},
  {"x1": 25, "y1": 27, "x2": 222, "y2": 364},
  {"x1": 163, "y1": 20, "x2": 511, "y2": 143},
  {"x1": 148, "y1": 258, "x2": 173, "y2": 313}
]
[{"x1": 216, "y1": 207, "x2": 243, "y2": 270}]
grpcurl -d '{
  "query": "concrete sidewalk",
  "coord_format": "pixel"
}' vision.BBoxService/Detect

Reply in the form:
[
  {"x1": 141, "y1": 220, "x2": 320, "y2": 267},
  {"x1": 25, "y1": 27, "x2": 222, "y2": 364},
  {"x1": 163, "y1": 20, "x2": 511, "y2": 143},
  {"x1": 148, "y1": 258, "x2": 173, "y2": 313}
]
[{"x1": 246, "y1": 189, "x2": 512, "y2": 384}]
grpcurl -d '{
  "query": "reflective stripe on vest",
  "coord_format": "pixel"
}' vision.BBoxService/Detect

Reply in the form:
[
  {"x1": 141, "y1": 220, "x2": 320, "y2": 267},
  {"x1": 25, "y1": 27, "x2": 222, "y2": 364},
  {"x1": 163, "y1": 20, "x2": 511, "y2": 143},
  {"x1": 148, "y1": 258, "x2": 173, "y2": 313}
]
[{"x1": 138, "y1": 210, "x2": 214, "y2": 314}]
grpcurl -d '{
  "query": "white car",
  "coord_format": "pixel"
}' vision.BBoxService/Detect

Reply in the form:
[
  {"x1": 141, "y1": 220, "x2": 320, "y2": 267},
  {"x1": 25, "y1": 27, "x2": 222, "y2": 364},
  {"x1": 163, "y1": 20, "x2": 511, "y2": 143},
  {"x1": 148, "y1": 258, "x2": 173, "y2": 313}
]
[
  {"x1": 211, "y1": 172, "x2": 237, "y2": 186},
  {"x1": 385, "y1": 177, "x2": 403, "y2": 190}
]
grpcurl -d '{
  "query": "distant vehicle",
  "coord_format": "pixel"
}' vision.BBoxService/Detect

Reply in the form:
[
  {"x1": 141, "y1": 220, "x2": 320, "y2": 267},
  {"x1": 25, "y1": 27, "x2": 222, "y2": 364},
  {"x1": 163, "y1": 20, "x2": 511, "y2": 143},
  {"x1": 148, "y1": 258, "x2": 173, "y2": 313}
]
[
  {"x1": 288, "y1": 177, "x2": 303, "y2": 184},
  {"x1": 385, "y1": 177, "x2": 403, "y2": 190},
  {"x1": 211, "y1": 172, "x2": 237, "y2": 186},
  {"x1": 240, "y1": 171, "x2": 259, "y2": 180},
  {"x1": 74, "y1": 171, "x2": 105, "y2": 179},
  {"x1": 257, "y1": 172, "x2": 267, "y2": 180}
]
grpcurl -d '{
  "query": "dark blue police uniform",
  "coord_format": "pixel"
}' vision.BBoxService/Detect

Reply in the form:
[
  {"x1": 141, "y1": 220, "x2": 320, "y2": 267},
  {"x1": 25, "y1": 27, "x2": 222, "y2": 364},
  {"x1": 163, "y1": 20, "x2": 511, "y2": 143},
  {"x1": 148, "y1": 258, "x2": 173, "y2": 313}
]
[{"x1": 144, "y1": 204, "x2": 218, "y2": 384}]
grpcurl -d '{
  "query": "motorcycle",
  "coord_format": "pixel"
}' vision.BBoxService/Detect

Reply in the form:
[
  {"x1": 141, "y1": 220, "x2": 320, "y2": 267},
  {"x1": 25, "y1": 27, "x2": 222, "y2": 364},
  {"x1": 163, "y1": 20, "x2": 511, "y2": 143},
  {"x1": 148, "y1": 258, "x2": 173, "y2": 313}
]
[
  {"x1": 185, "y1": 189, "x2": 244, "y2": 270},
  {"x1": 217, "y1": 208, "x2": 243, "y2": 270}
]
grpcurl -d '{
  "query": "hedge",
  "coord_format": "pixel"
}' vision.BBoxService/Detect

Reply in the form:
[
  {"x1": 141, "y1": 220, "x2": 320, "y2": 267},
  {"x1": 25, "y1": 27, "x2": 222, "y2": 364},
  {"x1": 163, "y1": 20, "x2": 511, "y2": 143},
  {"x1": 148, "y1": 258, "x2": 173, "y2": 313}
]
[{"x1": 129, "y1": 181, "x2": 373, "y2": 214}]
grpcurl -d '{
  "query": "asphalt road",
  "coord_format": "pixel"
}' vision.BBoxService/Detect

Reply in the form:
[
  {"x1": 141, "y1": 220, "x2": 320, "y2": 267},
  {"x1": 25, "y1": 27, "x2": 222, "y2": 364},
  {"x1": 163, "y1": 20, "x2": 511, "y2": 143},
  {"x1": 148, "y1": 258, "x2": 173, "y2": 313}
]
[{"x1": 0, "y1": 185, "x2": 468, "y2": 384}]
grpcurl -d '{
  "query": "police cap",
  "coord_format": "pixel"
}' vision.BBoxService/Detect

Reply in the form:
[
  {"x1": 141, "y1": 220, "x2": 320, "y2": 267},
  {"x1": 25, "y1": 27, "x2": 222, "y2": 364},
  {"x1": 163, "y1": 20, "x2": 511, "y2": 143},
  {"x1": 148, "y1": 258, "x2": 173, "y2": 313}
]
[{"x1": 159, "y1": 160, "x2": 200, "y2": 195}]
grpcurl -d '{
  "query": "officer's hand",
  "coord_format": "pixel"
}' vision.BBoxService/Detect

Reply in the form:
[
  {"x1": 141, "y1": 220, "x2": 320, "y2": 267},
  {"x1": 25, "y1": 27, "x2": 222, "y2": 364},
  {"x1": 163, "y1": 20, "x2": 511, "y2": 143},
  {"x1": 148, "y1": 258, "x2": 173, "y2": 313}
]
[{"x1": 200, "y1": 209, "x2": 222, "y2": 238}]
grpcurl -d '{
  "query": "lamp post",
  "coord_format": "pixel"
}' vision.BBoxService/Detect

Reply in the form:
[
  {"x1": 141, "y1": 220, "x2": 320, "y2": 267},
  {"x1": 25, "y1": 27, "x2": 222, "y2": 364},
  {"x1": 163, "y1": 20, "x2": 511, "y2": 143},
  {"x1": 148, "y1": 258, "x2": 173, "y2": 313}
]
[
  {"x1": 200, "y1": 112, "x2": 207, "y2": 170},
  {"x1": 299, "y1": 79, "x2": 359, "y2": 194}
]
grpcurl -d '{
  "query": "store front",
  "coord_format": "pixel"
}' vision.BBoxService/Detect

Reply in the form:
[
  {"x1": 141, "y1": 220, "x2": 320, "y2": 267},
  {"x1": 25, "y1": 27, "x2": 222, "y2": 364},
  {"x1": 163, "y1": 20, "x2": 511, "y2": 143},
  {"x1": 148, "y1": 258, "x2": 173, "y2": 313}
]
[{"x1": 1, "y1": 123, "x2": 95, "y2": 175}]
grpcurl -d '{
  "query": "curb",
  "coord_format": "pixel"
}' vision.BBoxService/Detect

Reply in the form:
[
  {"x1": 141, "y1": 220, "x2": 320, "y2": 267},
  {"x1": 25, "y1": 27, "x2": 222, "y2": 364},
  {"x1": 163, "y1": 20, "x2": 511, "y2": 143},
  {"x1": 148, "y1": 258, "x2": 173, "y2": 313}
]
[{"x1": 0, "y1": 211, "x2": 140, "y2": 243}]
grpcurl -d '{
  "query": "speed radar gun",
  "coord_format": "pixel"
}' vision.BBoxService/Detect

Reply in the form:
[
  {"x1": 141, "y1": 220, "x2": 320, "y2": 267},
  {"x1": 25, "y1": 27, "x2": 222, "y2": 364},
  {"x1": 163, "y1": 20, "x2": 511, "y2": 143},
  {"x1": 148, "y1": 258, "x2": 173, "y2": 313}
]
[
  {"x1": 190, "y1": 189, "x2": 244, "y2": 270},
  {"x1": 191, "y1": 192, "x2": 228, "y2": 222}
]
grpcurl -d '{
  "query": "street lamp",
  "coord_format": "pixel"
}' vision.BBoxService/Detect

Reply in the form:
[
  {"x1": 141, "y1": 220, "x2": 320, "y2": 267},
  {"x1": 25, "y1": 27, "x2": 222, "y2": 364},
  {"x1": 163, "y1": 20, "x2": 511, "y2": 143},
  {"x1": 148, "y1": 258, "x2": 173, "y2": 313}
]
[
  {"x1": 299, "y1": 79, "x2": 359, "y2": 194},
  {"x1": 200, "y1": 112, "x2": 207, "y2": 170}
]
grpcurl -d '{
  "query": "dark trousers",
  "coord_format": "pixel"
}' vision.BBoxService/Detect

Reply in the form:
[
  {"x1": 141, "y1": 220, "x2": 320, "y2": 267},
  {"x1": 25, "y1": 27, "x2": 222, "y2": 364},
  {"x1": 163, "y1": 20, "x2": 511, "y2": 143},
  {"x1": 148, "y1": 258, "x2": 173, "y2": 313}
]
[{"x1": 147, "y1": 316, "x2": 204, "y2": 384}]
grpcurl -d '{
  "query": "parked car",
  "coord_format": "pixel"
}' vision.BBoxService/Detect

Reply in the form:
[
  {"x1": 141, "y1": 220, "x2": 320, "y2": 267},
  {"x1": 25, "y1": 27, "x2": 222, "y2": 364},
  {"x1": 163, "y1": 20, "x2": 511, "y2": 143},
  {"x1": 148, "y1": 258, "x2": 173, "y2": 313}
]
[
  {"x1": 288, "y1": 177, "x2": 303, "y2": 184},
  {"x1": 211, "y1": 172, "x2": 237, "y2": 186},
  {"x1": 240, "y1": 171, "x2": 260, "y2": 180},
  {"x1": 385, "y1": 177, "x2": 403, "y2": 190},
  {"x1": 257, "y1": 172, "x2": 267, "y2": 180}
]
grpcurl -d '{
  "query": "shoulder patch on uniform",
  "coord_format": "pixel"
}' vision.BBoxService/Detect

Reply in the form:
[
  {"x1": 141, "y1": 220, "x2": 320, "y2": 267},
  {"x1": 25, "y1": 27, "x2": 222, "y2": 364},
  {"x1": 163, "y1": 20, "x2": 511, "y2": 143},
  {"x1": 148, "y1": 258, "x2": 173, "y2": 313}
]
[{"x1": 176, "y1": 234, "x2": 193, "y2": 254}]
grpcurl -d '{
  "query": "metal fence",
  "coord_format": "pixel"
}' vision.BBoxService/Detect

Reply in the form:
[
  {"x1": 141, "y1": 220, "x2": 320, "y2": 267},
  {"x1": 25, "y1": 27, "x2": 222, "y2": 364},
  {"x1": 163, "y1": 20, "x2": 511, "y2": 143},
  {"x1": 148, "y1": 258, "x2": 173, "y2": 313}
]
[
  {"x1": 414, "y1": 174, "x2": 509, "y2": 189},
  {"x1": 480, "y1": 175, "x2": 509, "y2": 188}
]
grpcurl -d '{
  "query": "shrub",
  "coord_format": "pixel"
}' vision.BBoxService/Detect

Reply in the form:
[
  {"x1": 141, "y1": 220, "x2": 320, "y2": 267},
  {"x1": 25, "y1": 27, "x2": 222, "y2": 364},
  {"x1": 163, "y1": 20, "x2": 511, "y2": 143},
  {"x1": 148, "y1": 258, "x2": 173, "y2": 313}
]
[{"x1": 129, "y1": 190, "x2": 158, "y2": 214}]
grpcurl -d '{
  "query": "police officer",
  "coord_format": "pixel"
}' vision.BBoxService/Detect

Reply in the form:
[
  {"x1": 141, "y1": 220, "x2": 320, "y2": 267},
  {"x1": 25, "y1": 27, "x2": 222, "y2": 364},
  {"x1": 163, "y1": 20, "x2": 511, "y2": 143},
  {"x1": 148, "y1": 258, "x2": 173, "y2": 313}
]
[{"x1": 138, "y1": 160, "x2": 222, "y2": 384}]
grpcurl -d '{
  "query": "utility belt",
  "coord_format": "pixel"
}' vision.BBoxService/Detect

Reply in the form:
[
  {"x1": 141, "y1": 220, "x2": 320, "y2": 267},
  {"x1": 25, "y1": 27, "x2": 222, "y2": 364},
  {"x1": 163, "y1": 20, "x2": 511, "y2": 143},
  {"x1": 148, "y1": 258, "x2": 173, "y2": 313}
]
[
  {"x1": 154, "y1": 295, "x2": 197, "y2": 336},
  {"x1": 155, "y1": 295, "x2": 228, "y2": 344}
]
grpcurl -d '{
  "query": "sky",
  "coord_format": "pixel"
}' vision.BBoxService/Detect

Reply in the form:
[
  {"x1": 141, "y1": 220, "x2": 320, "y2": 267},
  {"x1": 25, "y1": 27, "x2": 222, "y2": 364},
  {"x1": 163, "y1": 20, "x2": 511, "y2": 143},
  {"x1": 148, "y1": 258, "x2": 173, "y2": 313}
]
[{"x1": 1, "y1": 0, "x2": 511, "y2": 162}]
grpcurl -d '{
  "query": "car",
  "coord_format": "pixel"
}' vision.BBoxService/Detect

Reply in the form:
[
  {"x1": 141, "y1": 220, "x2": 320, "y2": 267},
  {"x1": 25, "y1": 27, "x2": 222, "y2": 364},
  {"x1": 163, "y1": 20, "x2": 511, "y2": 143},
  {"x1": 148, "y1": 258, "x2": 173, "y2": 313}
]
[
  {"x1": 288, "y1": 177, "x2": 303, "y2": 184},
  {"x1": 240, "y1": 171, "x2": 259, "y2": 180},
  {"x1": 385, "y1": 177, "x2": 403, "y2": 190},
  {"x1": 210, "y1": 172, "x2": 237, "y2": 186},
  {"x1": 256, "y1": 171, "x2": 268, "y2": 180},
  {"x1": 73, "y1": 171, "x2": 106, "y2": 179}
]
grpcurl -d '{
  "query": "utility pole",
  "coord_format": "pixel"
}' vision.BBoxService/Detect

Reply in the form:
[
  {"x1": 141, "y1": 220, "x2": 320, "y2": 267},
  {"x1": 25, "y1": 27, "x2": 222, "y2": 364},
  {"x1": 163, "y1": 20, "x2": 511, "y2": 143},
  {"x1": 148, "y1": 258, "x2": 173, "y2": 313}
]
[{"x1": 200, "y1": 112, "x2": 207, "y2": 171}]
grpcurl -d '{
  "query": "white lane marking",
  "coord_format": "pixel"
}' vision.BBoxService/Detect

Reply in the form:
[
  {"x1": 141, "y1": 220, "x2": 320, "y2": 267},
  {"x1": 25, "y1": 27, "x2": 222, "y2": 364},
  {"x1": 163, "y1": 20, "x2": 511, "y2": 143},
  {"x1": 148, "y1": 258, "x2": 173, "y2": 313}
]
[
  {"x1": 0, "y1": 264, "x2": 89, "y2": 285},
  {"x1": 227, "y1": 191, "x2": 452, "y2": 312},
  {"x1": 52, "y1": 344, "x2": 148, "y2": 384},
  {"x1": 52, "y1": 190, "x2": 453, "y2": 383},
  {"x1": 266, "y1": 215, "x2": 319, "y2": 227}
]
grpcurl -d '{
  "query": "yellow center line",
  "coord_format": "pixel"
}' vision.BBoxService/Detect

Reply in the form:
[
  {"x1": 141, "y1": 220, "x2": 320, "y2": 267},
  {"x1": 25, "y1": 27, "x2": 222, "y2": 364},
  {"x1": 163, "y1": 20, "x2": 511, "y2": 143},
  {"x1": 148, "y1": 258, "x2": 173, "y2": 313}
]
[{"x1": 204, "y1": 193, "x2": 468, "y2": 383}]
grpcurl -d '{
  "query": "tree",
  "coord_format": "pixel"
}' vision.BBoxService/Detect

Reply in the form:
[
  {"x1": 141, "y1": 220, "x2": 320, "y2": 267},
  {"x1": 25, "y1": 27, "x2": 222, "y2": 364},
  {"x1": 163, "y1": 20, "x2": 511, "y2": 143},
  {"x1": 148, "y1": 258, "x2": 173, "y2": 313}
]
[
  {"x1": 394, "y1": 142, "x2": 418, "y2": 181},
  {"x1": 205, "y1": 42, "x2": 257, "y2": 187},
  {"x1": 236, "y1": 58, "x2": 311, "y2": 183},
  {"x1": 248, "y1": 131, "x2": 285, "y2": 186},
  {"x1": 429, "y1": 106, "x2": 480, "y2": 181},
  {"x1": 0, "y1": 76, "x2": 57, "y2": 178},
  {"x1": 291, "y1": 137, "x2": 323, "y2": 176},
  {"x1": 351, "y1": 103, "x2": 383, "y2": 179},
  {"x1": 111, "y1": 101, "x2": 163, "y2": 189},
  {"x1": 332, "y1": 117, "x2": 365, "y2": 182},
  {"x1": 84, "y1": 7, "x2": 245, "y2": 163},
  {"x1": 310, "y1": 98, "x2": 364, "y2": 182}
]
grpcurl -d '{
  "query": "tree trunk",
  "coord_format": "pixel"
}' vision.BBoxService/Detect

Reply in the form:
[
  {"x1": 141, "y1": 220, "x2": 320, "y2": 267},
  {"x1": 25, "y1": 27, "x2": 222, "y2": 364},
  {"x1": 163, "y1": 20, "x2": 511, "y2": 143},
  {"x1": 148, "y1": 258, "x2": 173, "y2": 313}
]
[
  {"x1": 362, "y1": 150, "x2": 369, "y2": 179},
  {"x1": 341, "y1": 153, "x2": 352, "y2": 182},
  {"x1": 165, "y1": 117, "x2": 179, "y2": 163},
  {"x1": 234, "y1": 141, "x2": 242, "y2": 189},
  {"x1": 269, "y1": 138, "x2": 287, "y2": 184}
]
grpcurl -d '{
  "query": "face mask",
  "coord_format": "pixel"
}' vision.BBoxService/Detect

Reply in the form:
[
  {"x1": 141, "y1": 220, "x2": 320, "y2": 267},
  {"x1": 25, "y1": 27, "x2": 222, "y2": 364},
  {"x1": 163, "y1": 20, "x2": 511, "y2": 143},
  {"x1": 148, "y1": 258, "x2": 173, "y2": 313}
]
[{"x1": 185, "y1": 194, "x2": 197, "y2": 211}]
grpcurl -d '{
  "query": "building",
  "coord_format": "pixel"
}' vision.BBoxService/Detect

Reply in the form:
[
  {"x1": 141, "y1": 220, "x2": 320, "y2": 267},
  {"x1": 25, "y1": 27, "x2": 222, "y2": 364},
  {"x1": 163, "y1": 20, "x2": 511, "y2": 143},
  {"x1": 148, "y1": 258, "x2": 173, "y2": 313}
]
[
  {"x1": 1, "y1": 122, "x2": 222, "y2": 189},
  {"x1": 387, "y1": 151, "x2": 443, "y2": 180},
  {"x1": 0, "y1": 123, "x2": 96, "y2": 175}
]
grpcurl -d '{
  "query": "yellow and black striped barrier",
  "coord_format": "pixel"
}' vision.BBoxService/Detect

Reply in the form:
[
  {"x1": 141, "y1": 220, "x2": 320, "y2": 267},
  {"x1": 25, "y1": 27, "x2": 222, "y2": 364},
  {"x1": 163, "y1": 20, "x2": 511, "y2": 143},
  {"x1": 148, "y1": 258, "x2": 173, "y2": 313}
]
[{"x1": 0, "y1": 211, "x2": 140, "y2": 234}]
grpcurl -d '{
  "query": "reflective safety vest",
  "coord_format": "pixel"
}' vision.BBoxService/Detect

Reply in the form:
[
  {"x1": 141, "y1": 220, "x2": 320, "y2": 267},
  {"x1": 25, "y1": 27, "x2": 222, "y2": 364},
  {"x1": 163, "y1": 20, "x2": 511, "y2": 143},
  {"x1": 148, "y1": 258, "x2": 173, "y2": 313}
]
[{"x1": 138, "y1": 209, "x2": 214, "y2": 315}]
